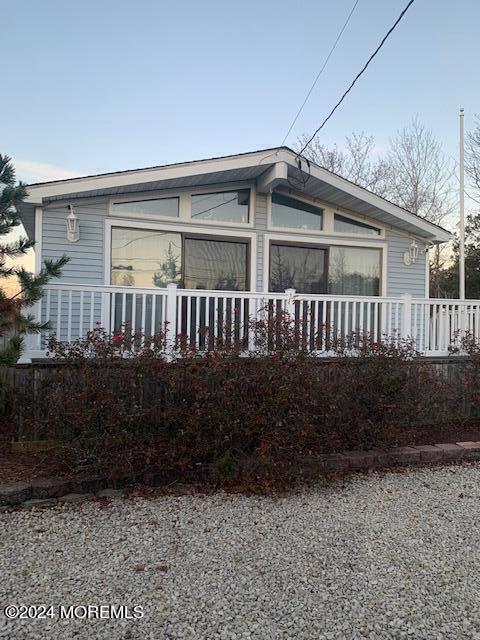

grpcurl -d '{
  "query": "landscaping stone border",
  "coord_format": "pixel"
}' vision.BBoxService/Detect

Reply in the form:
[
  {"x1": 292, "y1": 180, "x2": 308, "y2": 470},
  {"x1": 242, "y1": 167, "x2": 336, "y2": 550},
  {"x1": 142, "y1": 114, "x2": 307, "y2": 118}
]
[{"x1": 2, "y1": 441, "x2": 480, "y2": 510}]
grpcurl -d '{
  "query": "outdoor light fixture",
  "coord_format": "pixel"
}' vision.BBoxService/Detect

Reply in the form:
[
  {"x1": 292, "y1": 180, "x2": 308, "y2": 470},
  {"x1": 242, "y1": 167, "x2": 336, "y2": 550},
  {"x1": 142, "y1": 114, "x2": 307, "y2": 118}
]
[
  {"x1": 66, "y1": 205, "x2": 79, "y2": 242},
  {"x1": 403, "y1": 239, "x2": 419, "y2": 266}
]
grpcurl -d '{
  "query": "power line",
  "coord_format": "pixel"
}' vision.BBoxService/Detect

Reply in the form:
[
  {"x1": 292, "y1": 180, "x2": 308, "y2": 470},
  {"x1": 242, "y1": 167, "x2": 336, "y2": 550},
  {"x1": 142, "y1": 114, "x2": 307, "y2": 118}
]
[
  {"x1": 280, "y1": 0, "x2": 360, "y2": 146},
  {"x1": 297, "y1": 0, "x2": 416, "y2": 159}
]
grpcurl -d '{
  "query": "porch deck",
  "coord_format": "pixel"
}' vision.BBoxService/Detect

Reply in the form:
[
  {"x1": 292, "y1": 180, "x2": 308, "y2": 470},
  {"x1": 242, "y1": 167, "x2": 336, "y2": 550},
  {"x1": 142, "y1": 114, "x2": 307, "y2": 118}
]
[{"x1": 22, "y1": 283, "x2": 480, "y2": 359}]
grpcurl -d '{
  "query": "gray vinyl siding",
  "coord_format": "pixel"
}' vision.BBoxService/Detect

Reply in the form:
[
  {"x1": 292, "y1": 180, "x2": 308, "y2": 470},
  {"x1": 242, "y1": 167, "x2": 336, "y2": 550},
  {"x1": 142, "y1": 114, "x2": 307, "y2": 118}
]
[
  {"x1": 255, "y1": 194, "x2": 268, "y2": 291},
  {"x1": 42, "y1": 201, "x2": 106, "y2": 284},
  {"x1": 386, "y1": 230, "x2": 426, "y2": 298}
]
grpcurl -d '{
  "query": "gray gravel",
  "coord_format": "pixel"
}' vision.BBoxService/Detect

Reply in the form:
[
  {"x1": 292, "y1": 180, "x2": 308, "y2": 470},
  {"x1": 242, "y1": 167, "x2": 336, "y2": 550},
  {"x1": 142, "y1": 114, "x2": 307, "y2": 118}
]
[{"x1": 2, "y1": 465, "x2": 480, "y2": 639}]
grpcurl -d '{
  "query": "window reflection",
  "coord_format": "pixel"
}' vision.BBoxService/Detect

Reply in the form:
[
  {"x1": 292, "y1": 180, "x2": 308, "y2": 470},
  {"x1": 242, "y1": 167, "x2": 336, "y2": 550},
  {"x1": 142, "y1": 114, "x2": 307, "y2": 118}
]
[
  {"x1": 111, "y1": 228, "x2": 182, "y2": 288},
  {"x1": 271, "y1": 194, "x2": 323, "y2": 231},
  {"x1": 184, "y1": 238, "x2": 247, "y2": 290},
  {"x1": 269, "y1": 244, "x2": 326, "y2": 294},
  {"x1": 111, "y1": 228, "x2": 249, "y2": 291},
  {"x1": 329, "y1": 246, "x2": 381, "y2": 296},
  {"x1": 334, "y1": 213, "x2": 380, "y2": 236},
  {"x1": 191, "y1": 190, "x2": 250, "y2": 223}
]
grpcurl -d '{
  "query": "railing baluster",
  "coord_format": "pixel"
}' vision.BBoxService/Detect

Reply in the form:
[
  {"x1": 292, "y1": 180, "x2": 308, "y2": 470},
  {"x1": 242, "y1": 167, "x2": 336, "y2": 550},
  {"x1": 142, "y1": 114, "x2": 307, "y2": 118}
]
[
  {"x1": 121, "y1": 293, "x2": 126, "y2": 330},
  {"x1": 185, "y1": 294, "x2": 191, "y2": 345},
  {"x1": 90, "y1": 291, "x2": 95, "y2": 330},
  {"x1": 141, "y1": 294, "x2": 146, "y2": 340},
  {"x1": 151, "y1": 294, "x2": 156, "y2": 338},
  {"x1": 439, "y1": 303, "x2": 444, "y2": 351},
  {"x1": 239, "y1": 297, "x2": 245, "y2": 345},
  {"x1": 131, "y1": 293, "x2": 137, "y2": 337},
  {"x1": 79, "y1": 291, "x2": 84, "y2": 338},
  {"x1": 395, "y1": 302, "x2": 400, "y2": 341},
  {"x1": 366, "y1": 301, "x2": 371, "y2": 340},
  {"x1": 321, "y1": 298, "x2": 327, "y2": 351},
  {"x1": 110, "y1": 292, "x2": 116, "y2": 334},
  {"x1": 46, "y1": 289, "x2": 51, "y2": 324},
  {"x1": 67, "y1": 290, "x2": 72, "y2": 342},
  {"x1": 412, "y1": 303, "x2": 418, "y2": 347},
  {"x1": 56, "y1": 291, "x2": 62, "y2": 339}
]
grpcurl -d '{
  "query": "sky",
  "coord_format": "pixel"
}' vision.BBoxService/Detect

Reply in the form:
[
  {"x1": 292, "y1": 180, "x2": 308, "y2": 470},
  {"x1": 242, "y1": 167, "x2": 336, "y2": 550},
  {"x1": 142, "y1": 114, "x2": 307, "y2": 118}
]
[{"x1": 1, "y1": 0, "x2": 479, "y2": 185}]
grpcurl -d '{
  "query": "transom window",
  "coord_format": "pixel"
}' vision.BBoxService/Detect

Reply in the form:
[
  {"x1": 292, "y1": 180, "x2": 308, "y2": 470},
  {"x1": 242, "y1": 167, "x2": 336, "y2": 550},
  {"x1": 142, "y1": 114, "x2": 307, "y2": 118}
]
[
  {"x1": 191, "y1": 189, "x2": 250, "y2": 223},
  {"x1": 112, "y1": 197, "x2": 179, "y2": 218},
  {"x1": 111, "y1": 227, "x2": 249, "y2": 291},
  {"x1": 269, "y1": 242, "x2": 381, "y2": 296},
  {"x1": 271, "y1": 193, "x2": 323, "y2": 231},
  {"x1": 334, "y1": 213, "x2": 381, "y2": 236}
]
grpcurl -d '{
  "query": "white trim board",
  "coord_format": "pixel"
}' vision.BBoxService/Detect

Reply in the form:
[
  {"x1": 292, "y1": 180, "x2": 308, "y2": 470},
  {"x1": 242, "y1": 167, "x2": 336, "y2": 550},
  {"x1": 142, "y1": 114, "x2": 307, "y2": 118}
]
[{"x1": 34, "y1": 207, "x2": 43, "y2": 275}]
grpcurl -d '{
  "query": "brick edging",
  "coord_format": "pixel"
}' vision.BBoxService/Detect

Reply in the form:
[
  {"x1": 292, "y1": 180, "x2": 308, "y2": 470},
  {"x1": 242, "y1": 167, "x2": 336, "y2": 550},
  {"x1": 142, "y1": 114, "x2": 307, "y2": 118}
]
[
  {"x1": 315, "y1": 441, "x2": 480, "y2": 472},
  {"x1": 2, "y1": 441, "x2": 480, "y2": 509}
]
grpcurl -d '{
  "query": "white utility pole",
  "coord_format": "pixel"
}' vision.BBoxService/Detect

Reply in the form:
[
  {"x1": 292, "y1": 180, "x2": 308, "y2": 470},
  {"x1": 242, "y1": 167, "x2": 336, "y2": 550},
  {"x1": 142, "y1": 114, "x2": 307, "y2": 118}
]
[{"x1": 459, "y1": 107, "x2": 466, "y2": 300}]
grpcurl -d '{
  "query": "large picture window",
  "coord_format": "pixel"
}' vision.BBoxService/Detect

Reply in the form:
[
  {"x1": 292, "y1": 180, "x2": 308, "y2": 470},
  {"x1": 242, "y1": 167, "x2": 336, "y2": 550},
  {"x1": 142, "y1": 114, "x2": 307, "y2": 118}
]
[
  {"x1": 271, "y1": 193, "x2": 323, "y2": 231},
  {"x1": 329, "y1": 246, "x2": 381, "y2": 296},
  {"x1": 111, "y1": 228, "x2": 182, "y2": 288},
  {"x1": 269, "y1": 242, "x2": 381, "y2": 296},
  {"x1": 191, "y1": 190, "x2": 250, "y2": 223},
  {"x1": 111, "y1": 227, "x2": 249, "y2": 291},
  {"x1": 269, "y1": 244, "x2": 327, "y2": 294},
  {"x1": 184, "y1": 238, "x2": 248, "y2": 290}
]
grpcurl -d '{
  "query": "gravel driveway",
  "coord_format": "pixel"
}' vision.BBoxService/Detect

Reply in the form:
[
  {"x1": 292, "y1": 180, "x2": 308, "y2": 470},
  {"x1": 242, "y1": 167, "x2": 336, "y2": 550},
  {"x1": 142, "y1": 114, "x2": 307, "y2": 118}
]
[{"x1": 2, "y1": 465, "x2": 480, "y2": 640}]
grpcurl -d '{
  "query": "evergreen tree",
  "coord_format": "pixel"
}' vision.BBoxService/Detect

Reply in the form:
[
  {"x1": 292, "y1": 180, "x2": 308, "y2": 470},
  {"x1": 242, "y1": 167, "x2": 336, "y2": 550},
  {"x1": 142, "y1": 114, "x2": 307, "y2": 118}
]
[
  {"x1": 153, "y1": 242, "x2": 181, "y2": 287},
  {"x1": 0, "y1": 154, "x2": 68, "y2": 363}
]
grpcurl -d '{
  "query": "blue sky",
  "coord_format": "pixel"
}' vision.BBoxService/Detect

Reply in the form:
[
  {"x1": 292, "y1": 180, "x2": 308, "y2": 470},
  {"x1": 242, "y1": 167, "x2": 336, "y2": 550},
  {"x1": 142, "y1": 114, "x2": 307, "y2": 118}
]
[{"x1": 2, "y1": 0, "x2": 479, "y2": 183}]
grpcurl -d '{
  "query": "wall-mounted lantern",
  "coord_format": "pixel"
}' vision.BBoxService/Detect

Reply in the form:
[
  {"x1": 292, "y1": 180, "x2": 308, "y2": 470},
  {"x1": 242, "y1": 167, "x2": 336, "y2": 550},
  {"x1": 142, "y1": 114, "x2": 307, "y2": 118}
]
[
  {"x1": 403, "y1": 239, "x2": 419, "y2": 266},
  {"x1": 66, "y1": 205, "x2": 79, "y2": 243}
]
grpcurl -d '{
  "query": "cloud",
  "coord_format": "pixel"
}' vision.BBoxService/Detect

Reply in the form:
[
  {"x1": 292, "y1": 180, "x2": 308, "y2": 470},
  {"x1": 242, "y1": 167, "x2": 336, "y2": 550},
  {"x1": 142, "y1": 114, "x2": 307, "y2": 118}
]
[{"x1": 12, "y1": 158, "x2": 81, "y2": 183}]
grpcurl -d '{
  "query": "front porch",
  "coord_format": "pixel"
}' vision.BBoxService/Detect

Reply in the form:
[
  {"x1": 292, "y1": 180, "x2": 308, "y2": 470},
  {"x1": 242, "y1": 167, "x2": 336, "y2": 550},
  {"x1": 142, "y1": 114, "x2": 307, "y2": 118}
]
[{"x1": 21, "y1": 283, "x2": 480, "y2": 360}]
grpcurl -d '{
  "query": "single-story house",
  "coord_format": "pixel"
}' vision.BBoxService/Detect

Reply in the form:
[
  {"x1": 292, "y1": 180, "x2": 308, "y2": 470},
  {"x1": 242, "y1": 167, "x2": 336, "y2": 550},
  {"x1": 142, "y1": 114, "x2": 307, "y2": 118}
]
[{"x1": 19, "y1": 146, "x2": 461, "y2": 359}]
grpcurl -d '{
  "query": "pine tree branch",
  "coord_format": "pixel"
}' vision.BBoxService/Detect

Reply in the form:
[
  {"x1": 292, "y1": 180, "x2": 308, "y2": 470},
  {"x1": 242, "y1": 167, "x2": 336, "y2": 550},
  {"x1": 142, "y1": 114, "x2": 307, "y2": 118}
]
[
  {"x1": 0, "y1": 155, "x2": 15, "y2": 187},
  {"x1": 9, "y1": 255, "x2": 70, "y2": 303},
  {"x1": 0, "y1": 237, "x2": 35, "y2": 259}
]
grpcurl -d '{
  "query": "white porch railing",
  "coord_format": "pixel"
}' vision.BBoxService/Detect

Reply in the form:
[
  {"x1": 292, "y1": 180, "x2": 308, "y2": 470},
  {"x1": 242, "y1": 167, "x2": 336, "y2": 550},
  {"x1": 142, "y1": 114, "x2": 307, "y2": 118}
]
[{"x1": 20, "y1": 283, "x2": 480, "y2": 360}]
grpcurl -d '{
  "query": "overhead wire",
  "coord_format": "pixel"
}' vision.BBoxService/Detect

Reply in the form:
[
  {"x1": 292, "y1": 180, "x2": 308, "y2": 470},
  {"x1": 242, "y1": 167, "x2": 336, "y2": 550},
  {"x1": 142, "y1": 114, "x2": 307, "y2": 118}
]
[
  {"x1": 280, "y1": 0, "x2": 361, "y2": 147},
  {"x1": 296, "y1": 0, "x2": 416, "y2": 161}
]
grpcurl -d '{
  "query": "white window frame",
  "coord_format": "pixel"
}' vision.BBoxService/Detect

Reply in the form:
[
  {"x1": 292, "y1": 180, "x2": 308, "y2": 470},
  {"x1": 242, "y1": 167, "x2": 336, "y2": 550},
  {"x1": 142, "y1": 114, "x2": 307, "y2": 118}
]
[
  {"x1": 105, "y1": 218, "x2": 257, "y2": 291},
  {"x1": 263, "y1": 232, "x2": 388, "y2": 297},
  {"x1": 108, "y1": 182, "x2": 255, "y2": 229},
  {"x1": 267, "y1": 191, "x2": 386, "y2": 239},
  {"x1": 110, "y1": 194, "x2": 181, "y2": 221}
]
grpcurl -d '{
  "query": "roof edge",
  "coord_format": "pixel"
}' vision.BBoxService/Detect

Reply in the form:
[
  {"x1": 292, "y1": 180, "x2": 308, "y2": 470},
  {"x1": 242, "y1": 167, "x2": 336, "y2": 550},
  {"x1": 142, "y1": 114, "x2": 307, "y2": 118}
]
[
  {"x1": 26, "y1": 147, "x2": 289, "y2": 188},
  {"x1": 25, "y1": 145, "x2": 451, "y2": 242}
]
